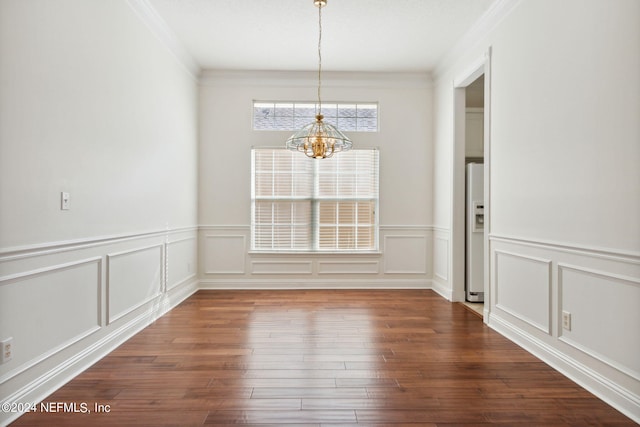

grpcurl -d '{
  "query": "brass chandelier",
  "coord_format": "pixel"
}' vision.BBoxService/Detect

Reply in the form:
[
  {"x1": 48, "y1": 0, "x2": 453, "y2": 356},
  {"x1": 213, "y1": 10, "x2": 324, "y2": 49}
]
[{"x1": 285, "y1": 0, "x2": 352, "y2": 159}]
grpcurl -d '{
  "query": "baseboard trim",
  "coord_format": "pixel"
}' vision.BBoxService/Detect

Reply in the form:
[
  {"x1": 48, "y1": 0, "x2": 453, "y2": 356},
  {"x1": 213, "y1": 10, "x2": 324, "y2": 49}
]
[
  {"x1": 488, "y1": 312, "x2": 640, "y2": 423},
  {"x1": 5, "y1": 277, "x2": 636, "y2": 425},
  {"x1": 430, "y1": 279, "x2": 453, "y2": 301},
  {"x1": 0, "y1": 278, "x2": 198, "y2": 426},
  {"x1": 199, "y1": 278, "x2": 432, "y2": 290}
]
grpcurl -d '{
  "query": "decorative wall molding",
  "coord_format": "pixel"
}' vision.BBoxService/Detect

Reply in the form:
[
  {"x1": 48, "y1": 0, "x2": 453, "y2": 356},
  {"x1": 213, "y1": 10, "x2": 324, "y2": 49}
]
[
  {"x1": 0, "y1": 326, "x2": 101, "y2": 387},
  {"x1": 199, "y1": 224, "x2": 434, "y2": 232},
  {"x1": 490, "y1": 233, "x2": 640, "y2": 263},
  {"x1": 167, "y1": 273, "x2": 197, "y2": 292},
  {"x1": 199, "y1": 224, "x2": 435, "y2": 231},
  {"x1": 489, "y1": 313, "x2": 640, "y2": 424},
  {"x1": 558, "y1": 263, "x2": 640, "y2": 293},
  {"x1": 383, "y1": 235, "x2": 428, "y2": 274},
  {"x1": 0, "y1": 226, "x2": 198, "y2": 262},
  {"x1": 433, "y1": 0, "x2": 523, "y2": 80},
  {"x1": 199, "y1": 70, "x2": 432, "y2": 89},
  {"x1": 199, "y1": 225, "x2": 248, "y2": 232},
  {"x1": 0, "y1": 227, "x2": 198, "y2": 426},
  {"x1": 105, "y1": 242, "x2": 164, "y2": 260},
  {"x1": 0, "y1": 256, "x2": 101, "y2": 288},
  {"x1": 494, "y1": 250, "x2": 552, "y2": 334},
  {"x1": 106, "y1": 244, "x2": 164, "y2": 324},
  {"x1": 432, "y1": 228, "x2": 451, "y2": 298},
  {"x1": 489, "y1": 236, "x2": 640, "y2": 421},
  {"x1": 431, "y1": 226, "x2": 451, "y2": 234},
  {"x1": 4, "y1": 221, "x2": 637, "y2": 423},
  {"x1": 0, "y1": 258, "x2": 102, "y2": 385},
  {"x1": 203, "y1": 234, "x2": 246, "y2": 274},
  {"x1": 317, "y1": 260, "x2": 379, "y2": 275},
  {"x1": 167, "y1": 235, "x2": 198, "y2": 245},
  {"x1": 430, "y1": 280, "x2": 453, "y2": 301},
  {"x1": 434, "y1": 235, "x2": 449, "y2": 281},
  {"x1": 380, "y1": 225, "x2": 434, "y2": 231},
  {"x1": 251, "y1": 260, "x2": 313, "y2": 275},
  {"x1": 200, "y1": 278, "x2": 431, "y2": 290},
  {"x1": 199, "y1": 225, "x2": 432, "y2": 283},
  {"x1": 0, "y1": 279, "x2": 198, "y2": 426},
  {"x1": 126, "y1": 0, "x2": 200, "y2": 78},
  {"x1": 166, "y1": 236, "x2": 197, "y2": 290},
  {"x1": 558, "y1": 263, "x2": 640, "y2": 381}
]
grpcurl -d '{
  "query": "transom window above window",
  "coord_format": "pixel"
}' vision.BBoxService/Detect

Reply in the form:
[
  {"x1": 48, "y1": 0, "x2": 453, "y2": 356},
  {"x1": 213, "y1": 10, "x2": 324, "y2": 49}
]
[
  {"x1": 251, "y1": 148, "x2": 379, "y2": 252},
  {"x1": 253, "y1": 102, "x2": 378, "y2": 132}
]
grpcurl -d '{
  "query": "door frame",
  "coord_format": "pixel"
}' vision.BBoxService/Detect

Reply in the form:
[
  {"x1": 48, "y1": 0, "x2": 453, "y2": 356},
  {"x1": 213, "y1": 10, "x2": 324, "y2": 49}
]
[{"x1": 450, "y1": 47, "x2": 492, "y2": 322}]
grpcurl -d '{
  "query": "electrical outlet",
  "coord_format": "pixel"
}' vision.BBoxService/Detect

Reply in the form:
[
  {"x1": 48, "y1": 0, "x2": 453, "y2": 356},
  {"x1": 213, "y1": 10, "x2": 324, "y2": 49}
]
[
  {"x1": 61, "y1": 192, "x2": 70, "y2": 210},
  {"x1": 562, "y1": 311, "x2": 571, "y2": 331},
  {"x1": 1, "y1": 337, "x2": 13, "y2": 363}
]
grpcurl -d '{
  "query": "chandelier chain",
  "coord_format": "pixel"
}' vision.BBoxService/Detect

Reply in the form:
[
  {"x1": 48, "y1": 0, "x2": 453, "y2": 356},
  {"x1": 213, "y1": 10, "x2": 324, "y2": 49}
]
[
  {"x1": 285, "y1": 0, "x2": 351, "y2": 159},
  {"x1": 317, "y1": 3, "x2": 322, "y2": 115}
]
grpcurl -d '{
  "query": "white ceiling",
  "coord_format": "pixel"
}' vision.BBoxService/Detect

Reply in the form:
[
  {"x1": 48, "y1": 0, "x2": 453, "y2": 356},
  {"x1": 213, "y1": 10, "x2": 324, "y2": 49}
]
[{"x1": 148, "y1": 0, "x2": 498, "y2": 72}]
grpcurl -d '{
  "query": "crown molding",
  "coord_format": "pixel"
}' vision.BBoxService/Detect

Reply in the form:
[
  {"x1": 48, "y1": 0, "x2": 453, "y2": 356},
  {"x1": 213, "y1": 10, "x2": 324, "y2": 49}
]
[
  {"x1": 199, "y1": 70, "x2": 432, "y2": 89},
  {"x1": 433, "y1": 0, "x2": 522, "y2": 80},
  {"x1": 126, "y1": 0, "x2": 201, "y2": 78}
]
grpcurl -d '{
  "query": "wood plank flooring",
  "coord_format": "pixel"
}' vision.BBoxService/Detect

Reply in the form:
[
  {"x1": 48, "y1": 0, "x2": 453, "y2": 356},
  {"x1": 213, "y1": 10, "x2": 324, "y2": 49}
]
[{"x1": 11, "y1": 290, "x2": 635, "y2": 426}]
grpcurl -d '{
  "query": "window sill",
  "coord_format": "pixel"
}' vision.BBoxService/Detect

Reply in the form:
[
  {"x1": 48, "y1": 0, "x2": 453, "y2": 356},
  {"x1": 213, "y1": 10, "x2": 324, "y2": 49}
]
[{"x1": 249, "y1": 250, "x2": 382, "y2": 256}]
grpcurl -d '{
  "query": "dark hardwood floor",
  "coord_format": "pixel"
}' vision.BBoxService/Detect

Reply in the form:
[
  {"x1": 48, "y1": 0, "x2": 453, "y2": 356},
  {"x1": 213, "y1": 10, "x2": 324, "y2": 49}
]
[{"x1": 11, "y1": 290, "x2": 634, "y2": 426}]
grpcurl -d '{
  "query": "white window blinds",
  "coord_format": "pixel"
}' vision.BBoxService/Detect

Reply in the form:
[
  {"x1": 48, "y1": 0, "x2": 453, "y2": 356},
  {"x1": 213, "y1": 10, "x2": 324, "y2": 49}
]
[{"x1": 251, "y1": 148, "x2": 379, "y2": 252}]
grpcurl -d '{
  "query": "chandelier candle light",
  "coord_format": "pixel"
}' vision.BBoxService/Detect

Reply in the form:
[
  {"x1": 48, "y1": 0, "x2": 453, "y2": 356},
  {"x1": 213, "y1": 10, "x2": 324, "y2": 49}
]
[{"x1": 285, "y1": 0, "x2": 353, "y2": 159}]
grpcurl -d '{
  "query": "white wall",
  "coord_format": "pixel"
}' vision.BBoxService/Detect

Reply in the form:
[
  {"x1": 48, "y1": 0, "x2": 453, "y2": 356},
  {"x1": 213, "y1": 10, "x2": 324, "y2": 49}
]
[
  {"x1": 0, "y1": 0, "x2": 199, "y2": 248},
  {"x1": 433, "y1": 0, "x2": 640, "y2": 420},
  {"x1": 0, "y1": 1, "x2": 199, "y2": 423},
  {"x1": 199, "y1": 71, "x2": 435, "y2": 289},
  {"x1": 3, "y1": 0, "x2": 637, "y2": 423}
]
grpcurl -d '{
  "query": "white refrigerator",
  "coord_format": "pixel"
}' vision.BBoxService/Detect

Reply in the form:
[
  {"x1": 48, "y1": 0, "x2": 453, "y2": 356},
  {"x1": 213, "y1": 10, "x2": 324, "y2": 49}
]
[{"x1": 466, "y1": 163, "x2": 484, "y2": 302}]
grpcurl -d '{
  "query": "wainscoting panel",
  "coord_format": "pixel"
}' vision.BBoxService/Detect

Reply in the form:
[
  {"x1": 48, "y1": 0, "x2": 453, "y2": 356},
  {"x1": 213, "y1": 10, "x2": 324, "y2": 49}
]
[
  {"x1": 199, "y1": 225, "x2": 431, "y2": 289},
  {"x1": 0, "y1": 258, "x2": 101, "y2": 384},
  {"x1": 203, "y1": 234, "x2": 246, "y2": 274},
  {"x1": 429, "y1": 228, "x2": 452, "y2": 300},
  {"x1": 251, "y1": 260, "x2": 313, "y2": 275},
  {"x1": 106, "y1": 244, "x2": 163, "y2": 324},
  {"x1": 166, "y1": 236, "x2": 197, "y2": 291},
  {"x1": 434, "y1": 232, "x2": 449, "y2": 281},
  {"x1": 318, "y1": 260, "x2": 379, "y2": 275},
  {"x1": 383, "y1": 235, "x2": 428, "y2": 274},
  {"x1": 559, "y1": 264, "x2": 640, "y2": 381},
  {"x1": 494, "y1": 250, "x2": 552, "y2": 333},
  {"x1": 0, "y1": 227, "x2": 198, "y2": 427},
  {"x1": 488, "y1": 234, "x2": 640, "y2": 421}
]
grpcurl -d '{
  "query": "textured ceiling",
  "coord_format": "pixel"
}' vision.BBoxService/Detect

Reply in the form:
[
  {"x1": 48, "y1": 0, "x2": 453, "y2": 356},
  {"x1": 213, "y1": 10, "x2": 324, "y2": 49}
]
[{"x1": 148, "y1": 0, "x2": 498, "y2": 72}]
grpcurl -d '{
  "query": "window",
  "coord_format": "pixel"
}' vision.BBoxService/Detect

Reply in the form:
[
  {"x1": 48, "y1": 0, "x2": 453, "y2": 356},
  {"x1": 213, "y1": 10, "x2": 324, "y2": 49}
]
[
  {"x1": 253, "y1": 102, "x2": 378, "y2": 132},
  {"x1": 251, "y1": 148, "x2": 379, "y2": 252}
]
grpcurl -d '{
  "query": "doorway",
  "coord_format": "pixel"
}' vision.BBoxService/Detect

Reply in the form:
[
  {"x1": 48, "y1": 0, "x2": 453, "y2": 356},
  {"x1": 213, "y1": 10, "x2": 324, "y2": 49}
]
[
  {"x1": 451, "y1": 50, "x2": 491, "y2": 322},
  {"x1": 463, "y1": 76, "x2": 485, "y2": 316}
]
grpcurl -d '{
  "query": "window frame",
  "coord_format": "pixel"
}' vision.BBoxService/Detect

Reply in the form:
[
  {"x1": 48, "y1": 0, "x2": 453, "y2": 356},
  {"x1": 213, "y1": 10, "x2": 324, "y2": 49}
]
[
  {"x1": 251, "y1": 148, "x2": 380, "y2": 254},
  {"x1": 252, "y1": 101, "x2": 379, "y2": 133}
]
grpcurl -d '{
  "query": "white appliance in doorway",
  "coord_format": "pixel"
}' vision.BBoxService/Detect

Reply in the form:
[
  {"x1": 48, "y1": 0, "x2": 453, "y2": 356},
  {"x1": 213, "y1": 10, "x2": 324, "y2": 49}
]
[{"x1": 466, "y1": 163, "x2": 484, "y2": 302}]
